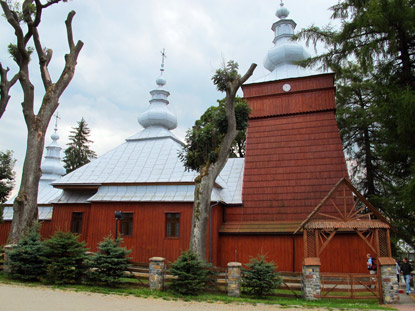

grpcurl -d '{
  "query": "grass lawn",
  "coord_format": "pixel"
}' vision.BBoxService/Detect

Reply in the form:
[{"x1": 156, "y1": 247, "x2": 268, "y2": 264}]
[{"x1": 0, "y1": 272, "x2": 395, "y2": 310}]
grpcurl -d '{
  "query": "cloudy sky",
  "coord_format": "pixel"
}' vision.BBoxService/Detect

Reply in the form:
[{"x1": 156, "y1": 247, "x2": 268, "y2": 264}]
[{"x1": 0, "y1": 0, "x2": 338, "y2": 195}]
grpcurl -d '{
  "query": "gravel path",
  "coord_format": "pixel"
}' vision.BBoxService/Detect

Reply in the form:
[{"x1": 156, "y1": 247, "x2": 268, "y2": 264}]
[{"x1": 0, "y1": 283, "x2": 329, "y2": 311}]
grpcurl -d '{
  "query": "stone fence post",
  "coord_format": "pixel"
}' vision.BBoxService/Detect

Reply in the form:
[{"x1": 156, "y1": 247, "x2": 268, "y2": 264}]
[
  {"x1": 227, "y1": 262, "x2": 242, "y2": 297},
  {"x1": 302, "y1": 257, "x2": 321, "y2": 300},
  {"x1": 3, "y1": 244, "x2": 16, "y2": 274},
  {"x1": 149, "y1": 257, "x2": 165, "y2": 290},
  {"x1": 378, "y1": 257, "x2": 399, "y2": 304}
]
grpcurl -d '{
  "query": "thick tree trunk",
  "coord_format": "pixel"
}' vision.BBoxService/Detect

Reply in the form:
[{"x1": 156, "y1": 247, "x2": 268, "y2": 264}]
[
  {"x1": 1, "y1": 2, "x2": 83, "y2": 243},
  {"x1": 189, "y1": 63, "x2": 256, "y2": 261},
  {"x1": 8, "y1": 127, "x2": 45, "y2": 243}
]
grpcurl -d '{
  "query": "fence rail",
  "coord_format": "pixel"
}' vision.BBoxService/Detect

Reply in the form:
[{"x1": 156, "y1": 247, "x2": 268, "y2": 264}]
[{"x1": 321, "y1": 273, "x2": 379, "y2": 299}]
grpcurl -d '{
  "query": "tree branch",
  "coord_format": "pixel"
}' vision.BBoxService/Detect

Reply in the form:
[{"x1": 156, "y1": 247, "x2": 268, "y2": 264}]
[
  {"x1": 65, "y1": 10, "x2": 76, "y2": 50},
  {"x1": 0, "y1": 63, "x2": 19, "y2": 119},
  {"x1": 32, "y1": 26, "x2": 53, "y2": 90}
]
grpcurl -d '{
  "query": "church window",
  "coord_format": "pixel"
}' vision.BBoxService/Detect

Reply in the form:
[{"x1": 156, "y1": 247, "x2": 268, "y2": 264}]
[
  {"x1": 71, "y1": 212, "x2": 83, "y2": 234},
  {"x1": 120, "y1": 212, "x2": 133, "y2": 236},
  {"x1": 166, "y1": 213, "x2": 180, "y2": 237}
]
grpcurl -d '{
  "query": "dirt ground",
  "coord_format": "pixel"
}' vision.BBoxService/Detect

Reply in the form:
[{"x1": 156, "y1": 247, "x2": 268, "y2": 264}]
[{"x1": 0, "y1": 283, "x2": 332, "y2": 311}]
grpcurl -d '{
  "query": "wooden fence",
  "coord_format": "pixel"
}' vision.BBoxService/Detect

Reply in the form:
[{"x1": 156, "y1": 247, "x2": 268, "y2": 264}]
[{"x1": 320, "y1": 273, "x2": 380, "y2": 299}]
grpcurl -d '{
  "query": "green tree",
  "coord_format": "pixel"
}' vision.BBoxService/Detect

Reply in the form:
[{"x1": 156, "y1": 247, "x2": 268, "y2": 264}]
[
  {"x1": 0, "y1": 0, "x2": 83, "y2": 244},
  {"x1": 242, "y1": 254, "x2": 282, "y2": 297},
  {"x1": 169, "y1": 250, "x2": 211, "y2": 295},
  {"x1": 179, "y1": 61, "x2": 256, "y2": 260},
  {"x1": 7, "y1": 224, "x2": 46, "y2": 281},
  {"x1": 42, "y1": 231, "x2": 89, "y2": 284},
  {"x1": 0, "y1": 150, "x2": 15, "y2": 220},
  {"x1": 88, "y1": 236, "x2": 131, "y2": 286},
  {"x1": 63, "y1": 118, "x2": 97, "y2": 174},
  {"x1": 295, "y1": 0, "x2": 415, "y2": 248}
]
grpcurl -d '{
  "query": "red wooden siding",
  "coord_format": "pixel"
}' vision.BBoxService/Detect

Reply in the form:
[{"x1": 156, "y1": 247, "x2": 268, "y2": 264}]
[
  {"x1": 237, "y1": 73, "x2": 350, "y2": 222},
  {"x1": 0, "y1": 222, "x2": 11, "y2": 245},
  {"x1": 243, "y1": 74, "x2": 336, "y2": 119},
  {"x1": 218, "y1": 233, "x2": 372, "y2": 273}
]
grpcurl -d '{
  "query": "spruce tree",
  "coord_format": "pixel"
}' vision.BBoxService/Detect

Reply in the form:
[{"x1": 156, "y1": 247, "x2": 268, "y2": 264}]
[
  {"x1": 7, "y1": 224, "x2": 46, "y2": 281},
  {"x1": 63, "y1": 118, "x2": 97, "y2": 174},
  {"x1": 0, "y1": 150, "x2": 15, "y2": 221},
  {"x1": 169, "y1": 250, "x2": 211, "y2": 295},
  {"x1": 89, "y1": 236, "x2": 131, "y2": 286},
  {"x1": 42, "y1": 231, "x2": 88, "y2": 284},
  {"x1": 242, "y1": 254, "x2": 282, "y2": 297}
]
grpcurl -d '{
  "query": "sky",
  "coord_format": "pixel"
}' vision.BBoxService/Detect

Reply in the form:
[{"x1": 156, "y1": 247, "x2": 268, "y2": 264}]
[{"x1": 0, "y1": 0, "x2": 338, "y2": 196}]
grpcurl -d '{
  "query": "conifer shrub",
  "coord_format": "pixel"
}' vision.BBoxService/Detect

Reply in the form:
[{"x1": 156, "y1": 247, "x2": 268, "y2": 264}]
[
  {"x1": 242, "y1": 254, "x2": 282, "y2": 297},
  {"x1": 169, "y1": 250, "x2": 211, "y2": 295},
  {"x1": 88, "y1": 236, "x2": 131, "y2": 286},
  {"x1": 7, "y1": 224, "x2": 46, "y2": 281},
  {"x1": 42, "y1": 231, "x2": 88, "y2": 284}
]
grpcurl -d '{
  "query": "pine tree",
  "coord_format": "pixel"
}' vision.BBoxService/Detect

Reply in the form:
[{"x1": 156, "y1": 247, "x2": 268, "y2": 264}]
[
  {"x1": 7, "y1": 224, "x2": 46, "y2": 281},
  {"x1": 0, "y1": 150, "x2": 15, "y2": 221},
  {"x1": 242, "y1": 254, "x2": 282, "y2": 297},
  {"x1": 89, "y1": 236, "x2": 131, "y2": 286},
  {"x1": 42, "y1": 231, "x2": 89, "y2": 284},
  {"x1": 63, "y1": 118, "x2": 97, "y2": 174},
  {"x1": 169, "y1": 250, "x2": 211, "y2": 295}
]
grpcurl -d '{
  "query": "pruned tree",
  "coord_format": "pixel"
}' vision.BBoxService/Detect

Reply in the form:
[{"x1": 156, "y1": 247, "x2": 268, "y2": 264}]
[
  {"x1": 63, "y1": 117, "x2": 97, "y2": 174},
  {"x1": 180, "y1": 61, "x2": 256, "y2": 260},
  {"x1": 0, "y1": 0, "x2": 83, "y2": 243}
]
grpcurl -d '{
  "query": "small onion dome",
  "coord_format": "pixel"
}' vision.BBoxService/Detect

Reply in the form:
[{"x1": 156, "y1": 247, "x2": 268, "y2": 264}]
[
  {"x1": 276, "y1": 2, "x2": 289, "y2": 19},
  {"x1": 137, "y1": 74, "x2": 177, "y2": 130}
]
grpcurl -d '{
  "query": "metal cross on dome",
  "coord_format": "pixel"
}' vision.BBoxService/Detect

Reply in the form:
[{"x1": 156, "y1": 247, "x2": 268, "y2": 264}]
[
  {"x1": 160, "y1": 48, "x2": 167, "y2": 72},
  {"x1": 54, "y1": 111, "x2": 61, "y2": 131}
]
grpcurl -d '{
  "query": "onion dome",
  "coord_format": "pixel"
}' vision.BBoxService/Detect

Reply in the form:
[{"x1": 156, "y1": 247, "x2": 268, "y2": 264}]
[
  {"x1": 41, "y1": 119, "x2": 66, "y2": 181},
  {"x1": 137, "y1": 52, "x2": 177, "y2": 130},
  {"x1": 262, "y1": 1, "x2": 317, "y2": 80}
]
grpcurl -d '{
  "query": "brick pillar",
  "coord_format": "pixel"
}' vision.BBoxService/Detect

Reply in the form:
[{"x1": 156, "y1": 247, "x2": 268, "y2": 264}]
[
  {"x1": 302, "y1": 257, "x2": 321, "y2": 300},
  {"x1": 3, "y1": 244, "x2": 16, "y2": 274},
  {"x1": 149, "y1": 257, "x2": 165, "y2": 290},
  {"x1": 378, "y1": 257, "x2": 399, "y2": 304},
  {"x1": 227, "y1": 262, "x2": 242, "y2": 297}
]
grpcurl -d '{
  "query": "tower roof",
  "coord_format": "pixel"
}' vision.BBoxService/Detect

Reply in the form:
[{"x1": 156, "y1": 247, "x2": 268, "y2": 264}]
[{"x1": 256, "y1": 1, "x2": 320, "y2": 82}]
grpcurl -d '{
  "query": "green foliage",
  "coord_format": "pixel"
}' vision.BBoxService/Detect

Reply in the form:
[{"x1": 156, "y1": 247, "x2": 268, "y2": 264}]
[
  {"x1": 179, "y1": 97, "x2": 251, "y2": 171},
  {"x1": 169, "y1": 250, "x2": 211, "y2": 295},
  {"x1": 295, "y1": 0, "x2": 415, "y2": 248},
  {"x1": 42, "y1": 231, "x2": 89, "y2": 284},
  {"x1": 7, "y1": 224, "x2": 46, "y2": 281},
  {"x1": 0, "y1": 150, "x2": 15, "y2": 220},
  {"x1": 212, "y1": 60, "x2": 240, "y2": 92},
  {"x1": 63, "y1": 118, "x2": 97, "y2": 174},
  {"x1": 242, "y1": 254, "x2": 282, "y2": 297},
  {"x1": 88, "y1": 236, "x2": 131, "y2": 286}
]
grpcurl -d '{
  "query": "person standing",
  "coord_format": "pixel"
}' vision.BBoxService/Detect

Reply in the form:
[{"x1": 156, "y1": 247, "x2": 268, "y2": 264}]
[
  {"x1": 367, "y1": 253, "x2": 376, "y2": 274},
  {"x1": 401, "y1": 257, "x2": 413, "y2": 295}
]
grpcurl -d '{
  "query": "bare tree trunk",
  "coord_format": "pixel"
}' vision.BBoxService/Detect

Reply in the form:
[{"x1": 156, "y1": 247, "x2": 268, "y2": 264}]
[
  {"x1": 1, "y1": 1, "x2": 83, "y2": 243},
  {"x1": 189, "y1": 63, "x2": 256, "y2": 261}
]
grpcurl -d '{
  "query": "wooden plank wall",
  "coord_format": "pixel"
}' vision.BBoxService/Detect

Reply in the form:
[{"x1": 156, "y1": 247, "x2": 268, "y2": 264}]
[{"x1": 218, "y1": 233, "x2": 372, "y2": 273}]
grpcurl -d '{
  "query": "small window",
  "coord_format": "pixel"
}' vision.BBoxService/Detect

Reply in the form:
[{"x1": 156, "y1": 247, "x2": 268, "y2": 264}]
[
  {"x1": 166, "y1": 213, "x2": 180, "y2": 237},
  {"x1": 71, "y1": 212, "x2": 83, "y2": 234},
  {"x1": 120, "y1": 213, "x2": 133, "y2": 236}
]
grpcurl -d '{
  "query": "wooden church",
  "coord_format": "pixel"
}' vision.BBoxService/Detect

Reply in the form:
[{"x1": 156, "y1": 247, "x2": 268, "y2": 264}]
[{"x1": 1, "y1": 3, "x2": 393, "y2": 273}]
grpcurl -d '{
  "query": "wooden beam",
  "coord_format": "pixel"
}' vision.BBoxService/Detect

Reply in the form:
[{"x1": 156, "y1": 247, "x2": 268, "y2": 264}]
[
  {"x1": 355, "y1": 229, "x2": 377, "y2": 255},
  {"x1": 386, "y1": 229, "x2": 392, "y2": 257},
  {"x1": 347, "y1": 198, "x2": 360, "y2": 220},
  {"x1": 315, "y1": 229, "x2": 319, "y2": 258},
  {"x1": 303, "y1": 229, "x2": 308, "y2": 258},
  {"x1": 293, "y1": 178, "x2": 345, "y2": 234},
  {"x1": 329, "y1": 199, "x2": 345, "y2": 220},
  {"x1": 318, "y1": 228, "x2": 338, "y2": 256}
]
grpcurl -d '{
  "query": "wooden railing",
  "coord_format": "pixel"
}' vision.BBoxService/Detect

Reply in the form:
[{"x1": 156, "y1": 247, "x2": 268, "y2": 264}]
[{"x1": 320, "y1": 273, "x2": 380, "y2": 299}]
